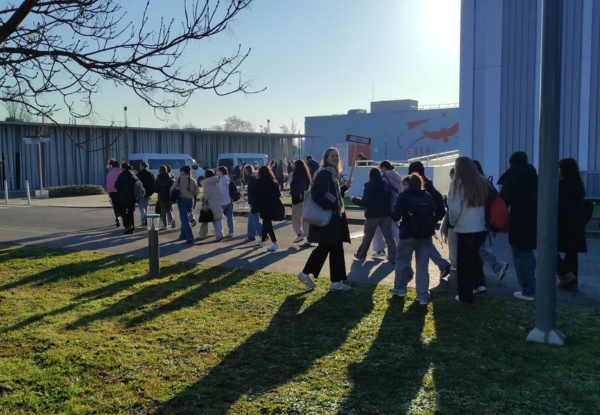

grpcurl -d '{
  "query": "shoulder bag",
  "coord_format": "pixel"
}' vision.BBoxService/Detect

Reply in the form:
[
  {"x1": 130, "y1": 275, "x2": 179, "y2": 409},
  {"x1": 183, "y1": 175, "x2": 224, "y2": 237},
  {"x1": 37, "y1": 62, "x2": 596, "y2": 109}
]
[
  {"x1": 302, "y1": 172, "x2": 333, "y2": 227},
  {"x1": 199, "y1": 201, "x2": 214, "y2": 223}
]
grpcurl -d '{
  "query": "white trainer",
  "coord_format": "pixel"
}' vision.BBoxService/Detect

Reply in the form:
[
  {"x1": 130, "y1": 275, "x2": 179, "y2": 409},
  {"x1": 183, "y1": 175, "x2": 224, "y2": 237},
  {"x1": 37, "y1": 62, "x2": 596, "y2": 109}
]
[
  {"x1": 473, "y1": 286, "x2": 487, "y2": 294},
  {"x1": 372, "y1": 250, "x2": 386, "y2": 258},
  {"x1": 267, "y1": 243, "x2": 279, "y2": 251},
  {"x1": 258, "y1": 241, "x2": 264, "y2": 248},
  {"x1": 297, "y1": 271, "x2": 316, "y2": 289},
  {"x1": 292, "y1": 235, "x2": 305, "y2": 243},
  {"x1": 329, "y1": 282, "x2": 352, "y2": 292}
]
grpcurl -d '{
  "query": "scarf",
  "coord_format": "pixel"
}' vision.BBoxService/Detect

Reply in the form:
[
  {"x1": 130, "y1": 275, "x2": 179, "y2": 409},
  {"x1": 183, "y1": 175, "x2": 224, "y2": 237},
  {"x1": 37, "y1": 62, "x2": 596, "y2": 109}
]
[{"x1": 315, "y1": 166, "x2": 344, "y2": 215}]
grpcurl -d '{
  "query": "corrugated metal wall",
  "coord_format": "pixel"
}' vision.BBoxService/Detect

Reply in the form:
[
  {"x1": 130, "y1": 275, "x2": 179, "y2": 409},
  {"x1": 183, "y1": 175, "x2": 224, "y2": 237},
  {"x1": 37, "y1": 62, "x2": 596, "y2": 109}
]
[
  {"x1": 500, "y1": 0, "x2": 538, "y2": 167},
  {"x1": 589, "y1": 0, "x2": 600, "y2": 170},
  {"x1": 559, "y1": 0, "x2": 583, "y2": 160},
  {"x1": 0, "y1": 123, "x2": 297, "y2": 190}
]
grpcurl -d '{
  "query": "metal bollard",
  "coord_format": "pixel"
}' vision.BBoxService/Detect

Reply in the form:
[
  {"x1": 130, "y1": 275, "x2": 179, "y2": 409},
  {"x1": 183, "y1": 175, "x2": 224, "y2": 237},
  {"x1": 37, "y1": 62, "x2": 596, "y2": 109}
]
[
  {"x1": 146, "y1": 214, "x2": 160, "y2": 278},
  {"x1": 25, "y1": 180, "x2": 31, "y2": 205},
  {"x1": 3, "y1": 180, "x2": 7, "y2": 204}
]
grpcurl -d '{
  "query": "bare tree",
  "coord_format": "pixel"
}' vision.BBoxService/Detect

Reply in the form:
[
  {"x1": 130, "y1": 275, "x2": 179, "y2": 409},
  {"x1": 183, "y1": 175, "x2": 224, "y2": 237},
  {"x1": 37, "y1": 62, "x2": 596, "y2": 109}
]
[
  {"x1": 0, "y1": 0, "x2": 259, "y2": 151},
  {"x1": 3, "y1": 89, "x2": 32, "y2": 121},
  {"x1": 211, "y1": 115, "x2": 254, "y2": 132},
  {"x1": 279, "y1": 118, "x2": 297, "y2": 134}
]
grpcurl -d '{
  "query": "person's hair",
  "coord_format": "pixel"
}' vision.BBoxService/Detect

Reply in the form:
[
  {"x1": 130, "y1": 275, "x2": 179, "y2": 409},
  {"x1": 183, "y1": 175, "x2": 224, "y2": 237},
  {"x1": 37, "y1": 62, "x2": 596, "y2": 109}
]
[
  {"x1": 106, "y1": 158, "x2": 120, "y2": 168},
  {"x1": 402, "y1": 176, "x2": 410, "y2": 186},
  {"x1": 509, "y1": 151, "x2": 528, "y2": 166},
  {"x1": 288, "y1": 161, "x2": 292, "y2": 166},
  {"x1": 204, "y1": 169, "x2": 215, "y2": 178},
  {"x1": 159, "y1": 165, "x2": 167, "y2": 174},
  {"x1": 243, "y1": 164, "x2": 254, "y2": 179},
  {"x1": 405, "y1": 172, "x2": 424, "y2": 190},
  {"x1": 258, "y1": 165, "x2": 278, "y2": 184},
  {"x1": 121, "y1": 162, "x2": 132, "y2": 170},
  {"x1": 320, "y1": 147, "x2": 342, "y2": 173},
  {"x1": 181, "y1": 165, "x2": 191, "y2": 176},
  {"x1": 140, "y1": 161, "x2": 148, "y2": 169},
  {"x1": 379, "y1": 160, "x2": 394, "y2": 170},
  {"x1": 306, "y1": 155, "x2": 313, "y2": 160},
  {"x1": 472, "y1": 160, "x2": 484, "y2": 176},
  {"x1": 449, "y1": 167, "x2": 455, "y2": 178},
  {"x1": 559, "y1": 158, "x2": 586, "y2": 197},
  {"x1": 452, "y1": 156, "x2": 488, "y2": 207},
  {"x1": 369, "y1": 167, "x2": 381, "y2": 181},
  {"x1": 292, "y1": 159, "x2": 311, "y2": 182},
  {"x1": 166, "y1": 165, "x2": 172, "y2": 173},
  {"x1": 408, "y1": 161, "x2": 425, "y2": 177},
  {"x1": 218, "y1": 166, "x2": 228, "y2": 176}
]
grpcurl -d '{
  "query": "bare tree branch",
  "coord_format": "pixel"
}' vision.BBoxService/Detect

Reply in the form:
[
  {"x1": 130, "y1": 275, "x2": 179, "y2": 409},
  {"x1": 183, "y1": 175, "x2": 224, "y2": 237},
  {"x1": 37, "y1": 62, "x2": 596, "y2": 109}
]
[{"x1": 0, "y1": 0, "x2": 261, "y2": 151}]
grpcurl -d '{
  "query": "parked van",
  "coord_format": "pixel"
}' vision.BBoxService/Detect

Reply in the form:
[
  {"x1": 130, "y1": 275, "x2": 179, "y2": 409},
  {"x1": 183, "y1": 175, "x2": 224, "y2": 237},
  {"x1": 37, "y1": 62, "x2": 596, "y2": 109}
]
[
  {"x1": 216, "y1": 153, "x2": 269, "y2": 170},
  {"x1": 128, "y1": 153, "x2": 205, "y2": 182}
]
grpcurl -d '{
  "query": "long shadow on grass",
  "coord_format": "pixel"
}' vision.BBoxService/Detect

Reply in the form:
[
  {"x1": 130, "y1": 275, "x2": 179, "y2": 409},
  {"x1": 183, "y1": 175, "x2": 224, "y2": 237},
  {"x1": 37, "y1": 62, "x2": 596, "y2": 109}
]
[
  {"x1": 153, "y1": 288, "x2": 376, "y2": 415},
  {"x1": 340, "y1": 296, "x2": 431, "y2": 413},
  {"x1": 67, "y1": 266, "x2": 255, "y2": 330}
]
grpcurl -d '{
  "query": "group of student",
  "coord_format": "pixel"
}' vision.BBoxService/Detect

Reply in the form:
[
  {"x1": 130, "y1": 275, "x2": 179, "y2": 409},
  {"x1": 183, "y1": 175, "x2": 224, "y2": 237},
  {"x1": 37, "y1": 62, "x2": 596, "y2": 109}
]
[{"x1": 107, "y1": 147, "x2": 589, "y2": 299}]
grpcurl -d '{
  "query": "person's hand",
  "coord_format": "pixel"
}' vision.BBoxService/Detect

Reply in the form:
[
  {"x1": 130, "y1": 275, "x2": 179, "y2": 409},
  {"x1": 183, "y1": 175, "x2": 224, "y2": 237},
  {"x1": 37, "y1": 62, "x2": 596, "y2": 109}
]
[{"x1": 345, "y1": 178, "x2": 352, "y2": 188}]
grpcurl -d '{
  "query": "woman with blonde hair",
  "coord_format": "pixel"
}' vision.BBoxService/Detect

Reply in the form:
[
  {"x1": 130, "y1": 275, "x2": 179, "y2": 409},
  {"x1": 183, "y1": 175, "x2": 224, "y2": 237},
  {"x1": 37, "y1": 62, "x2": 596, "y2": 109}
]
[
  {"x1": 297, "y1": 147, "x2": 353, "y2": 292},
  {"x1": 447, "y1": 156, "x2": 489, "y2": 303}
]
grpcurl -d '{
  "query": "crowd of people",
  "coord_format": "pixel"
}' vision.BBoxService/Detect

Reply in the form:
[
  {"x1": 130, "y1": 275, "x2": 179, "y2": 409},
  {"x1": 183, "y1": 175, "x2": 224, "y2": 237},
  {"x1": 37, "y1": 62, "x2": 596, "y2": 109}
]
[{"x1": 106, "y1": 147, "x2": 590, "y2": 300}]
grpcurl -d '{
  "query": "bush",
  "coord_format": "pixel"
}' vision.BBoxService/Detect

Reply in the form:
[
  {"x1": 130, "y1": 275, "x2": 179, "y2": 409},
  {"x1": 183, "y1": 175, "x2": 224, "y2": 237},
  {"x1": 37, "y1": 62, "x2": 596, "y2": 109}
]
[{"x1": 47, "y1": 185, "x2": 105, "y2": 198}]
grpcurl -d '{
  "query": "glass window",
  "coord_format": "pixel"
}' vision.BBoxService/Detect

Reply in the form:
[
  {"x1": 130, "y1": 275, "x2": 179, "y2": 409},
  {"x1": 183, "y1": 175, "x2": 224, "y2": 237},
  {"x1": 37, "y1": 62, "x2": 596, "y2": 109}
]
[
  {"x1": 129, "y1": 159, "x2": 143, "y2": 171},
  {"x1": 217, "y1": 158, "x2": 234, "y2": 169},
  {"x1": 148, "y1": 158, "x2": 186, "y2": 170},
  {"x1": 239, "y1": 157, "x2": 267, "y2": 167}
]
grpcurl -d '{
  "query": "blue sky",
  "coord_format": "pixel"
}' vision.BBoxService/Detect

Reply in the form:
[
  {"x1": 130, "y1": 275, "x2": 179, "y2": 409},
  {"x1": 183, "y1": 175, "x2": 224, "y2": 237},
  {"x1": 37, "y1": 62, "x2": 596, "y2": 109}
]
[{"x1": 7, "y1": 0, "x2": 462, "y2": 131}]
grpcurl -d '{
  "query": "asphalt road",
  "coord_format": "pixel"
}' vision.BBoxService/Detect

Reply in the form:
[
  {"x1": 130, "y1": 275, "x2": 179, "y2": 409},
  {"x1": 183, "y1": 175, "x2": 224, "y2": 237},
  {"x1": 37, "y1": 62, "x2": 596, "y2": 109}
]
[{"x1": 0, "y1": 205, "x2": 598, "y2": 306}]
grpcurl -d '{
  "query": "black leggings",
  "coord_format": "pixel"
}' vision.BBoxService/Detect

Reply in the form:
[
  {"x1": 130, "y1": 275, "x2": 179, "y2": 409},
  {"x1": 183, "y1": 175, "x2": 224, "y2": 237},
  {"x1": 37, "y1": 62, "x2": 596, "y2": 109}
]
[
  {"x1": 109, "y1": 192, "x2": 121, "y2": 220},
  {"x1": 262, "y1": 217, "x2": 277, "y2": 242}
]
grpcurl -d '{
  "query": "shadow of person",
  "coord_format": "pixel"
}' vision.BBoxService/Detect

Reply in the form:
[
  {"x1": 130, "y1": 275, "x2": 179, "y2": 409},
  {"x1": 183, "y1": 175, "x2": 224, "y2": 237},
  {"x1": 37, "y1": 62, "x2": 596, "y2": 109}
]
[
  {"x1": 340, "y1": 296, "x2": 432, "y2": 413},
  {"x1": 154, "y1": 287, "x2": 376, "y2": 414}
]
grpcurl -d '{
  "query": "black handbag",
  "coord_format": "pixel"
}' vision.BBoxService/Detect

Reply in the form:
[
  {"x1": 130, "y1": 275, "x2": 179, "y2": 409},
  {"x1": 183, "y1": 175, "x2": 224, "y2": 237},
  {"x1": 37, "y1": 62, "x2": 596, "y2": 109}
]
[
  {"x1": 199, "y1": 202, "x2": 214, "y2": 223},
  {"x1": 169, "y1": 178, "x2": 181, "y2": 203},
  {"x1": 272, "y1": 199, "x2": 286, "y2": 222}
]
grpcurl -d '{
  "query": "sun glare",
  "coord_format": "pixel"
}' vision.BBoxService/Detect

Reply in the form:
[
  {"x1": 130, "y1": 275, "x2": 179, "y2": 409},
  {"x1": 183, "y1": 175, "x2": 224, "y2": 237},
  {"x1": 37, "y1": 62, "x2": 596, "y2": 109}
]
[{"x1": 423, "y1": 0, "x2": 461, "y2": 53}]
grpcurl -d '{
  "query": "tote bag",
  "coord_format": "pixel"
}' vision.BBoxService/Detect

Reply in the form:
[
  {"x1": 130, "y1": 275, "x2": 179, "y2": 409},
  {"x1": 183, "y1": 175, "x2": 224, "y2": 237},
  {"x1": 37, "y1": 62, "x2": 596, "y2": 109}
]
[{"x1": 302, "y1": 173, "x2": 333, "y2": 227}]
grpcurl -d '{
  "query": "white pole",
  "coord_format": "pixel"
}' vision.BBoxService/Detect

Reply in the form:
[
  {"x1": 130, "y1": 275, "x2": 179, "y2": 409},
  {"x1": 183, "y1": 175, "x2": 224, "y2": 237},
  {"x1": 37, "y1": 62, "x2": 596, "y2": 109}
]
[
  {"x1": 37, "y1": 140, "x2": 44, "y2": 191},
  {"x1": 3, "y1": 180, "x2": 7, "y2": 204},
  {"x1": 25, "y1": 180, "x2": 31, "y2": 205}
]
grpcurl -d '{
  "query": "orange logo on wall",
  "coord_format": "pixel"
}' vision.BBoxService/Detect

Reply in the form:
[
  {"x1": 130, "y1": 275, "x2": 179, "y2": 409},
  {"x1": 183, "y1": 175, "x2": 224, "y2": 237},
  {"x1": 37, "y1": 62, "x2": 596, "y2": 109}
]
[{"x1": 397, "y1": 115, "x2": 459, "y2": 156}]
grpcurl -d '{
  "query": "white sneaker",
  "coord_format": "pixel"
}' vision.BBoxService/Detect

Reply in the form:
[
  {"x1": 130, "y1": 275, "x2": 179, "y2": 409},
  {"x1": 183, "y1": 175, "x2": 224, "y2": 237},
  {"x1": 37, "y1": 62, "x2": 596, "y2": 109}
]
[
  {"x1": 292, "y1": 235, "x2": 305, "y2": 243},
  {"x1": 297, "y1": 271, "x2": 316, "y2": 289},
  {"x1": 372, "y1": 250, "x2": 386, "y2": 258},
  {"x1": 329, "y1": 281, "x2": 352, "y2": 292},
  {"x1": 267, "y1": 243, "x2": 279, "y2": 251},
  {"x1": 473, "y1": 286, "x2": 487, "y2": 294},
  {"x1": 514, "y1": 291, "x2": 535, "y2": 301},
  {"x1": 258, "y1": 241, "x2": 264, "y2": 248}
]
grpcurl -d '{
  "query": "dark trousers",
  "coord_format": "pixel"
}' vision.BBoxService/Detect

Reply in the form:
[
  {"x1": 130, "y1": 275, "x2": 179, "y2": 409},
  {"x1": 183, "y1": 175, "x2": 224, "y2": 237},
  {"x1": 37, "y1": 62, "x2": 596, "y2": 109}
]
[
  {"x1": 303, "y1": 243, "x2": 346, "y2": 282},
  {"x1": 557, "y1": 251, "x2": 578, "y2": 279},
  {"x1": 122, "y1": 199, "x2": 136, "y2": 230},
  {"x1": 456, "y1": 231, "x2": 488, "y2": 303},
  {"x1": 262, "y1": 217, "x2": 277, "y2": 242},
  {"x1": 109, "y1": 192, "x2": 121, "y2": 220},
  {"x1": 277, "y1": 177, "x2": 284, "y2": 191}
]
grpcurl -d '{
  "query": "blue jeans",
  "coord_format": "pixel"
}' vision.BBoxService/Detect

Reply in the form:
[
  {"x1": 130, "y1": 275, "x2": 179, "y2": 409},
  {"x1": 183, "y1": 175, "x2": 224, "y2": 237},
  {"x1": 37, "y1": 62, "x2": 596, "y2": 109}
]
[
  {"x1": 511, "y1": 247, "x2": 536, "y2": 297},
  {"x1": 247, "y1": 212, "x2": 262, "y2": 240},
  {"x1": 177, "y1": 197, "x2": 194, "y2": 242},
  {"x1": 138, "y1": 196, "x2": 150, "y2": 222},
  {"x1": 479, "y1": 243, "x2": 506, "y2": 274},
  {"x1": 394, "y1": 237, "x2": 432, "y2": 302},
  {"x1": 222, "y1": 203, "x2": 234, "y2": 235}
]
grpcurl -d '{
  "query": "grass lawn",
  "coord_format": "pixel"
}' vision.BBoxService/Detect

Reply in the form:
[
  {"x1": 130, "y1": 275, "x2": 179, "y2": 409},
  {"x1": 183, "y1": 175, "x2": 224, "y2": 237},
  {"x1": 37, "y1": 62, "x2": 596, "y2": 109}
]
[{"x1": 0, "y1": 245, "x2": 599, "y2": 414}]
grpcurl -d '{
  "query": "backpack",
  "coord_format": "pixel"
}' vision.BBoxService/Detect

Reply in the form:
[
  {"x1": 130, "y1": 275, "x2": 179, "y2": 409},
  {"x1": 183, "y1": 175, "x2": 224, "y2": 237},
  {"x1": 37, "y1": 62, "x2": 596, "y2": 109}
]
[
  {"x1": 229, "y1": 180, "x2": 240, "y2": 202},
  {"x1": 485, "y1": 177, "x2": 511, "y2": 232},
  {"x1": 425, "y1": 180, "x2": 446, "y2": 222},
  {"x1": 406, "y1": 193, "x2": 436, "y2": 239},
  {"x1": 134, "y1": 178, "x2": 146, "y2": 199}
]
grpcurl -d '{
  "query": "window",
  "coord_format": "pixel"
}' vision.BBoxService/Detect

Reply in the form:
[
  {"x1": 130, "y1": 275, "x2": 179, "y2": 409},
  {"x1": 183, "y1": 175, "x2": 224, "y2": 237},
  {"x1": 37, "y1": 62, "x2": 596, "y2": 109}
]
[
  {"x1": 217, "y1": 158, "x2": 234, "y2": 169},
  {"x1": 129, "y1": 159, "x2": 143, "y2": 171},
  {"x1": 148, "y1": 158, "x2": 187, "y2": 170},
  {"x1": 239, "y1": 157, "x2": 267, "y2": 167}
]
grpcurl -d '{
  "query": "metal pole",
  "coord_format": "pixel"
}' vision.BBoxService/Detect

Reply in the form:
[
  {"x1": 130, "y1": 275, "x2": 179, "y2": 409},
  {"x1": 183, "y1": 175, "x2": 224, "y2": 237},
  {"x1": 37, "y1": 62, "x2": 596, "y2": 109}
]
[
  {"x1": 527, "y1": 0, "x2": 565, "y2": 345},
  {"x1": 147, "y1": 214, "x2": 160, "y2": 278},
  {"x1": 25, "y1": 180, "x2": 31, "y2": 205},
  {"x1": 3, "y1": 180, "x2": 7, "y2": 203},
  {"x1": 37, "y1": 140, "x2": 44, "y2": 192}
]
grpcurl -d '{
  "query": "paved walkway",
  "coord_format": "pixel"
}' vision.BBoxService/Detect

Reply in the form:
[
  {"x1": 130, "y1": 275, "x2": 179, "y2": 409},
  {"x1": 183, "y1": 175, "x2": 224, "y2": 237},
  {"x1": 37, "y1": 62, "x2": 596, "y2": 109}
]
[{"x1": 1, "y1": 193, "x2": 598, "y2": 308}]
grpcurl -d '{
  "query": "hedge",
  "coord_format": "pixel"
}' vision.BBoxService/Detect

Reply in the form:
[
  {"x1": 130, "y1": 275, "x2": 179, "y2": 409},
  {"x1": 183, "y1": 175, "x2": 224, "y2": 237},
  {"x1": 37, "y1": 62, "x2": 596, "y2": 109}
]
[{"x1": 47, "y1": 185, "x2": 106, "y2": 198}]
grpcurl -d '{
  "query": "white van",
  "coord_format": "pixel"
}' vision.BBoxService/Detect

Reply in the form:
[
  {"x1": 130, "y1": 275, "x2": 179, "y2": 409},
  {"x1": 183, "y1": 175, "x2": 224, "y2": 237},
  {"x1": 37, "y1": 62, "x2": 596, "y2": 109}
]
[
  {"x1": 128, "y1": 153, "x2": 205, "y2": 182},
  {"x1": 216, "y1": 153, "x2": 269, "y2": 171}
]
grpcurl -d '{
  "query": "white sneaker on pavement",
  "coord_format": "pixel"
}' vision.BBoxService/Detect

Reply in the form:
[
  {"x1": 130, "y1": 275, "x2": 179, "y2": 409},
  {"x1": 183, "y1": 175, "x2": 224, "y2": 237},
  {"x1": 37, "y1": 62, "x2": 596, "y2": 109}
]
[
  {"x1": 514, "y1": 291, "x2": 535, "y2": 301},
  {"x1": 329, "y1": 281, "x2": 352, "y2": 292},
  {"x1": 292, "y1": 235, "x2": 305, "y2": 243},
  {"x1": 258, "y1": 240, "x2": 264, "y2": 248},
  {"x1": 372, "y1": 250, "x2": 386, "y2": 258},
  {"x1": 297, "y1": 271, "x2": 316, "y2": 289},
  {"x1": 473, "y1": 286, "x2": 487, "y2": 294},
  {"x1": 267, "y1": 243, "x2": 279, "y2": 251}
]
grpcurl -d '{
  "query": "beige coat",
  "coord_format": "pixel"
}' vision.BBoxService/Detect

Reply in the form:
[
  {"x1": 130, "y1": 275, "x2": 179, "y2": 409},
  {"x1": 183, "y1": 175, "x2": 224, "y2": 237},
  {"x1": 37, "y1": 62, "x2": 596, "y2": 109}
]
[{"x1": 200, "y1": 176, "x2": 224, "y2": 218}]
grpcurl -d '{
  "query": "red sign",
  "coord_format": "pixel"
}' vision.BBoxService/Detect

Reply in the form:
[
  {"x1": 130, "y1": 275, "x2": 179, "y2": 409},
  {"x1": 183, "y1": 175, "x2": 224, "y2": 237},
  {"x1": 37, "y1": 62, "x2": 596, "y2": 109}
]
[{"x1": 406, "y1": 149, "x2": 412, "y2": 156}]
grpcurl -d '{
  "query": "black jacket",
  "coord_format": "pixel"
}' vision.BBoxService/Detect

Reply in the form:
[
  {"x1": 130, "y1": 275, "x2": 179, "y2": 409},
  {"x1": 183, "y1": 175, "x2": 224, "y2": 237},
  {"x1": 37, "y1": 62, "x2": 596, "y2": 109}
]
[
  {"x1": 136, "y1": 169, "x2": 155, "y2": 198},
  {"x1": 558, "y1": 177, "x2": 587, "y2": 253},
  {"x1": 290, "y1": 175, "x2": 309, "y2": 205},
  {"x1": 392, "y1": 187, "x2": 433, "y2": 240},
  {"x1": 498, "y1": 163, "x2": 538, "y2": 250},
  {"x1": 352, "y1": 178, "x2": 392, "y2": 218},
  {"x1": 114, "y1": 170, "x2": 136, "y2": 203},
  {"x1": 251, "y1": 178, "x2": 281, "y2": 218},
  {"x1": 154, "y1": 171, "x2": 175, "y2": 202},
  {"x1": 247, "y1": 175, "x2": 259, "y2": 212},
  {"x1": 307, "y1": 159, "x2": 320, "y2": 177},
  {"x1": 307, "y1": 170, "x2": 350, "y2": 245},
  {"x1": 423, "y1": 177, "x2": 445, "y2": 221}
]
